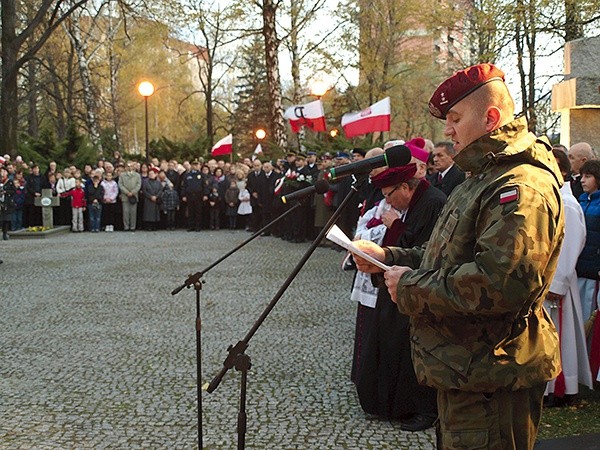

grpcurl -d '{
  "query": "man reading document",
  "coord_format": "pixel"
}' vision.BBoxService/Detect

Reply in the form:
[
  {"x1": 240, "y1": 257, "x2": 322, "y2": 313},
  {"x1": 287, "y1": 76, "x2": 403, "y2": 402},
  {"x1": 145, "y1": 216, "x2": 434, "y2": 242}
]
[{"x1": 352, "y1": 64, "x2": 565, "y2": 450}]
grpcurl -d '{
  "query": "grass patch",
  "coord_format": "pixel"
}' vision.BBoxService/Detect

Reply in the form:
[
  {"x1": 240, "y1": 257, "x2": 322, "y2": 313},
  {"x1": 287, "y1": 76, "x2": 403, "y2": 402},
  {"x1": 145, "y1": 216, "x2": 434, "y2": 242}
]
[{"x1": 537, "y1": 384, "x2": 600, "y2": 440}]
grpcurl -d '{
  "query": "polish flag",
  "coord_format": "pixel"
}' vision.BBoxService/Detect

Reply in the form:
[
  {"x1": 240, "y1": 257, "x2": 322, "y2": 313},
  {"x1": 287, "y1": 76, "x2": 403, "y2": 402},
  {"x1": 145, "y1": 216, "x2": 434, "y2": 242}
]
[
  {"x1": 341, "y1": 97, "x2": 391, "y2": 138},
  {"x1": 284, "y1": 100, "x2": 327, "y2": 133},
  {"x1": 252, "y1": 143, "x2": 263, "y2": 161},
  {"x1": 211, "y1": 134, "x2": 233, "y2": 156}
]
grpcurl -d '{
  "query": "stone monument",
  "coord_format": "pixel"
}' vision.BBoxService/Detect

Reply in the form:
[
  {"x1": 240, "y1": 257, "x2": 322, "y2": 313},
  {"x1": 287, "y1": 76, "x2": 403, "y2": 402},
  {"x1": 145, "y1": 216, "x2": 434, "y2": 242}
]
[
  {"x1": 34, "y1": 188, "x2": 60, "y2": 229},
  {"x1": 552, "y1": 35, "x2": 600, "y2": 150}
]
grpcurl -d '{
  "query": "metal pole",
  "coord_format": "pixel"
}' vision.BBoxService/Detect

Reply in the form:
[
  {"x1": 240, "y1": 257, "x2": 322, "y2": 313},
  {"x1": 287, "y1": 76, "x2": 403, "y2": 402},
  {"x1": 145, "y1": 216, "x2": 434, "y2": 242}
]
[{"x1": 144, "y1": 96, "x2": 149, "y2": 164}]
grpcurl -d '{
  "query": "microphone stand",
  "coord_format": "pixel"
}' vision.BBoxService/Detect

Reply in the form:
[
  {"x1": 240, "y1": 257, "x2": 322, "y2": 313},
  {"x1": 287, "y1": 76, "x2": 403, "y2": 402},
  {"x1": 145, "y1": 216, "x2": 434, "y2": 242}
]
[
  {"x1": 170, "y1": 200, "x2": 304, "y2": 450},
  {"x1": 207, "y1": 175, "x2": 365, "y2": 450}
]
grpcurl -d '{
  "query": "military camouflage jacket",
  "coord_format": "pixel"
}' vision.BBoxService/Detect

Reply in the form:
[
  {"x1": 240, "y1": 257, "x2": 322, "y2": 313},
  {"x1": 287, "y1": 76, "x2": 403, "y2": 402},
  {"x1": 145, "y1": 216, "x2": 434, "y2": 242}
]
[{"x1": 387, "y1": 117, "x2": 565, "y2": 392}]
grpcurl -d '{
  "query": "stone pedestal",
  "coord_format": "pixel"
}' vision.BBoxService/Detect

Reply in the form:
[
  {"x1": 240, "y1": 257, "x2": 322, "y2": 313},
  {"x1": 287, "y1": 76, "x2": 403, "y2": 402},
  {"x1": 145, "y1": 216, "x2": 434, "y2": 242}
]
[{"x1": 551, "y1": 36, "x2": 600, "y2": 149}]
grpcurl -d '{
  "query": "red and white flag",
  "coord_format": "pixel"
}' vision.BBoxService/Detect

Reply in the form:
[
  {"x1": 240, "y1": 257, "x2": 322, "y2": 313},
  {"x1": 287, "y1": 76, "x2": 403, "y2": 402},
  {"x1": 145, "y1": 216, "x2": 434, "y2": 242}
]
[
  {"x1": 284, "y1": 100, "x2": 326, "y2": 133},
  {"x1": 251, "y1": 143, "x2": 263, "y2": 161},
  {"x1": 341, "y1": 97, "x2": 391, "y2": 138},
  {"x1": 211, "y1": 134, "x2": 233, "y2": 156}
]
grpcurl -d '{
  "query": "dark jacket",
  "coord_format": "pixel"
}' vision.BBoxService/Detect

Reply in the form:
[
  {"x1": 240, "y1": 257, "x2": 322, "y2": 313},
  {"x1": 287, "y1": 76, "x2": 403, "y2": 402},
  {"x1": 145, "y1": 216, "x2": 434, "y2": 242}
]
[
  {"x1": 577, "y1": 190, "x2": 600, "y2": 280},
  {"x1": 428, "y1": 163, "x2": 466, "y2": 197},
  {"x1": 86, "y1": 183, "x2": 105, "y2": 205},
  {"x1": 0, "y1": 178, "x2": 16, "y2": 220}
]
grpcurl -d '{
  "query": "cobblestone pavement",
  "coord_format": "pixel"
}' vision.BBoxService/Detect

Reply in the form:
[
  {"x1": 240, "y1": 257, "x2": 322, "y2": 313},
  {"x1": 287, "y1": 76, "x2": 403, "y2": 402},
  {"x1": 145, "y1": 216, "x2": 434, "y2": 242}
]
[{"x1": 0, "y1": 230, "x2": 435, "y2": 449}]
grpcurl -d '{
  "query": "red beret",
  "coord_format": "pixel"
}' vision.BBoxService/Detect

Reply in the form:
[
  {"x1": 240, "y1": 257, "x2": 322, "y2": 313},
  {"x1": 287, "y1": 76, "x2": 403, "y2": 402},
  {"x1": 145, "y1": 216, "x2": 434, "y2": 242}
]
[
  {"x1": 404, "y1": 137, "x2": 428, "y2": 163},
  {"x1": 371, "y1": 164, "x2": 417, "y2": 189},
  {"x1": 428, "y1": 63, "x2": 505, "y2": 119}
]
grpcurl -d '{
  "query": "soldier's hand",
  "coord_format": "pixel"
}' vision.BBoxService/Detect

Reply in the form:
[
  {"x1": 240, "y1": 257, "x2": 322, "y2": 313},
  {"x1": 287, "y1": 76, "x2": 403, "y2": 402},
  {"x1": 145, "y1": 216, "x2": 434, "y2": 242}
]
[
  {"x1": 351, "y1": 240, "x2": 385, "y2": 273},
  {"x1": 182, "y1": 197, "x2": 187, "y2": 202},
  {"x1": 384, "y1": 266, "x2": 411, "y2": 303}
]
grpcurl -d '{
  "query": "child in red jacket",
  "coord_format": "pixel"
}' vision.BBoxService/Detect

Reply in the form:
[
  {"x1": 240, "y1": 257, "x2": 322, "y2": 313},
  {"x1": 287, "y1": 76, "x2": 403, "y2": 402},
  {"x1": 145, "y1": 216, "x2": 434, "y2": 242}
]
[{"x1": 66, "y1": 178, "x2": 87, "y2": 232}]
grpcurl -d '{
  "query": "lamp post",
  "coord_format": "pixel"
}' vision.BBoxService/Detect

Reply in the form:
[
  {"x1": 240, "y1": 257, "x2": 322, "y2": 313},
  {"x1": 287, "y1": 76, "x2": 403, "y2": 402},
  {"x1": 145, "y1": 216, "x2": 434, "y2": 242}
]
[
  {"x1": 254, "y1": 128, "x2": 266, "y2": 141},
  {"x1": 310, "y1": 80, "x2": 329, "y2": 147},
  {"x1": 253, "y1": 128, "x2": 266, "y2": 161},
  {"x1": 310, "y1": 80, "x2": 329, "y2": 99},
  {"x1": 137, "y1": 81, "x2": 155, "y2": 164}
]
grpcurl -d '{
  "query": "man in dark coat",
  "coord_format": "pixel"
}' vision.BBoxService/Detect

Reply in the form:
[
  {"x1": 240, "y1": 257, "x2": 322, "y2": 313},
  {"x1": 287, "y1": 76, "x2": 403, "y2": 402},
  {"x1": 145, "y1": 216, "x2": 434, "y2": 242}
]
[
  {"x1": 259, "y1": 161, "x2": 281, "y2": 235},
  {"x1": 24, "y1": 164, "x2": 43, "y2": 227},
  {"x1": 356, "y1": 163, "x2": 446, "y2": 430},
  {"x1": 246, "y1": 159, "x2": 265, "y2": 232},
  {"x1": 427, "y1": 142, "x2": 466, "y2": 197},
  {"x1": 181, "y1": 160, "x2": 204, "y2": 231}
]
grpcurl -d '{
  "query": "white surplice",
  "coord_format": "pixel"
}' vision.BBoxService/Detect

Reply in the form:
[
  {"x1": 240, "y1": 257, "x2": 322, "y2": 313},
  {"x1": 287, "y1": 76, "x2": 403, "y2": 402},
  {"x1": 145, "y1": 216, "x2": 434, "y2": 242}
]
[{"x1": 544, "y1": 182, "x2": 593, "y2": 395}]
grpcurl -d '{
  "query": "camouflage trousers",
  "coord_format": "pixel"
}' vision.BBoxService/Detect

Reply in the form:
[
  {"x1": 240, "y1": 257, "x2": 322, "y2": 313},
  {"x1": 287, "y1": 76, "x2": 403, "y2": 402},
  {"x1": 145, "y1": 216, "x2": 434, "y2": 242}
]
[{"x1": 436, "y1": 383, "x2": 545, "y2": 449}]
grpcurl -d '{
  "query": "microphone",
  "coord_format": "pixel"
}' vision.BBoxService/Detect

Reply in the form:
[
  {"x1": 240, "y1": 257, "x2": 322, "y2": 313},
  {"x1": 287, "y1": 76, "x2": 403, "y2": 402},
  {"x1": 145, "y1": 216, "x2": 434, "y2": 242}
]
[
  {"x1": 281, "y1": 179, "x2": 329, "y2": 204},
  {"x1": 325, "y1": 145, "x2": 412, "y2": 181}
]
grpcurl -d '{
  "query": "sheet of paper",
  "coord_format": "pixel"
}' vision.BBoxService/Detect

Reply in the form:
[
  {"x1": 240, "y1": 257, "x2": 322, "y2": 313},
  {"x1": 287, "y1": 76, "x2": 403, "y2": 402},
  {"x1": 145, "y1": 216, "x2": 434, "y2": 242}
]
[{"x1": 326, "y1": 224, "x2": 391, "y2": 271}]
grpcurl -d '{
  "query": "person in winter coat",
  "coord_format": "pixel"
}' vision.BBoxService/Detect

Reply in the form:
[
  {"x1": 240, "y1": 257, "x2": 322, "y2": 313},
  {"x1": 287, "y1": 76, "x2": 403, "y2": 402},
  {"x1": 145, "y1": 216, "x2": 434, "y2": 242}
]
[
  {"x1": 160, "y1": 179, "x2": 180, "y2": 231},
  {"x1": 0, "y1": 166, "x2": 16, "y2": 241},
  {"x1": 224, "y1": 180, "x2": 240, "y2": 230},
  {"x1": 86, "y1": 175, "x2": 104, "y2": 232},
  {"x1": 66, "y1": 178, "x2": 87, "y2": 232},
  {"x1": 142, "y1": 167, "x2": 163, "y2": 231}
]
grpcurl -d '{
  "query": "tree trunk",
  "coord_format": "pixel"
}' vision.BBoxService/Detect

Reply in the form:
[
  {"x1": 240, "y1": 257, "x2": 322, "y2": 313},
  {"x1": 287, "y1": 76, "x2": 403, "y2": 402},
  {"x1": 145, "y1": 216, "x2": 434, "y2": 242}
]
[
  {"x1": 1, "y1": 0, "x2": 90, "y2": 154},
  {"x1": 289, "y1": 0, "x2": 301, "y2": 104},
  {"x1": 1, "y1": 0, "x2": 20, "y2": 156},
  {"x1": 262, "y1": 0, "x2": 287, "y2": 152},
  {"x1": 107, "y1": 6, "x2": 123, "y2": 153},
  {"x1": 66, "y1": 12, "x2": 103, "y2": 154},
  {"x1": 49, "y1": 60, "x2": 67, "y2": 142},
  {"x1": 27, "y1": 59, "x2": 39, "y2": 138},
  {"x1": 525, "y1": 0, "x2": 537, "y2": 133},
  {"x1": 564, "y1": 0, "x2": 583, "y2": 42}
]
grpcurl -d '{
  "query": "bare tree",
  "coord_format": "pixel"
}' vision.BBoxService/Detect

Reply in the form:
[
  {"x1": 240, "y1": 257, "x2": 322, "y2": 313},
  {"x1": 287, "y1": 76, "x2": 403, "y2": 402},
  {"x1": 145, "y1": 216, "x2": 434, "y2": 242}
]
[
  {"x1": 1, "y1": 0, "x2": 90, "y2": 155},
  {"x1": 178, "y1": 1, "x2": 242, "y2": 148},
  {"x1": 63, "y1": 4, "x2": 105, "y2": 153}
]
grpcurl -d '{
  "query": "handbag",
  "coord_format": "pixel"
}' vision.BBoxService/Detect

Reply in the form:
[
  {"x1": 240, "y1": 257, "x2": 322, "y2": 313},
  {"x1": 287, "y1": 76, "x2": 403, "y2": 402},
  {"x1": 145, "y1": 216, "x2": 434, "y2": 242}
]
[{"x1": 128, "y1": 195, "x2": 137, "y2": 204}]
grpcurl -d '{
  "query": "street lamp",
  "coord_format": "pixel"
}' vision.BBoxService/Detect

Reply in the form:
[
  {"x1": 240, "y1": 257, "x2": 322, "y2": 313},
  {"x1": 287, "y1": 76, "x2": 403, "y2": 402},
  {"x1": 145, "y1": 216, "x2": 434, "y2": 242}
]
[
  {"x1": 254, "y1": 128, "x2": 266, "y2": 141},
  {"x1": 137, "y1": 80, "x2": 155, "y2": 164},
  {"x1": 310, "y1": 80, "x2": 329, "y2": 99}
]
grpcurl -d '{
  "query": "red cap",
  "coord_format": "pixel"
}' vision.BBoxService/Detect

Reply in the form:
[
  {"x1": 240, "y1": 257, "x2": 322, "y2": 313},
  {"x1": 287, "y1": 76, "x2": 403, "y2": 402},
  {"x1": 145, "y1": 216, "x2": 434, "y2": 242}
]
[
  {"x1": 149, "y1": 166, "x2": 160, "y2": 174},
  {"x1": 404, "y1": 137, "x2": 429, "y2": 163},
  {"x1": 371, "y1": 164, "x2": 417, "y2": 189},
  {"x1": 428, "y1": 63, "x2": 505, "y2": 119}
]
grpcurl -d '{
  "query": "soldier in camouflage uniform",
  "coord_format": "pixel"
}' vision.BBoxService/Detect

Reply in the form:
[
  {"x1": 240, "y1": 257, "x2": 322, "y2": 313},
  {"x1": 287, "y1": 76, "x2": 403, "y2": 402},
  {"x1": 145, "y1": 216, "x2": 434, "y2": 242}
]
[{"x1": 353, "y1": 64, "x2": 565, "y2": 450}]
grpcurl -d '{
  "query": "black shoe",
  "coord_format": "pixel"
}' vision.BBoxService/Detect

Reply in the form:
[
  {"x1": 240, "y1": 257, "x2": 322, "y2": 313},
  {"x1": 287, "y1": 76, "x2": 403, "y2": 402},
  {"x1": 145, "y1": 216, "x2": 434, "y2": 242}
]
[
  {"x1": 399, "y1": 414, "x2": 436, "y2": 432},
  {"x1": 544, "y1": 393, "x2": 575, "y2": 408},
  {"x1": 2, "y1": 233, "x2": 8, "y2": 240}
]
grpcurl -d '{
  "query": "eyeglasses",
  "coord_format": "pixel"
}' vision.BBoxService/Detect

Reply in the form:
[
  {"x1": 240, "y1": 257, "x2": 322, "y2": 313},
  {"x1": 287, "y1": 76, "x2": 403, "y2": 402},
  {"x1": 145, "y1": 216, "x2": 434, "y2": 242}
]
[{"x1": 382, "y1": 184, "x2": 401, "y2": 198}]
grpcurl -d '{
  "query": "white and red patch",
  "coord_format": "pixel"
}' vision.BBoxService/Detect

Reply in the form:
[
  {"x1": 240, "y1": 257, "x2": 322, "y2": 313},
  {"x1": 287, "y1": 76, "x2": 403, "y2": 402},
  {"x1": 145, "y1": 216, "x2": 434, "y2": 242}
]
[{"x1": 499, "y1": 188, "x2": 519, "y2": 204}]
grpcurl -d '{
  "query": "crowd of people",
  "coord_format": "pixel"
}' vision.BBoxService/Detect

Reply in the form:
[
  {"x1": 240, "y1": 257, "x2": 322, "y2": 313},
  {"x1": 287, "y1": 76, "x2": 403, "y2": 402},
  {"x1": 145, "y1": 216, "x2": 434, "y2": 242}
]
[
  {"x1": 0, "y1": 152, "x2": 350, "y2": 239},
  {"x1": 1, "y1": 62, "x2": 599, "y2": 449}
]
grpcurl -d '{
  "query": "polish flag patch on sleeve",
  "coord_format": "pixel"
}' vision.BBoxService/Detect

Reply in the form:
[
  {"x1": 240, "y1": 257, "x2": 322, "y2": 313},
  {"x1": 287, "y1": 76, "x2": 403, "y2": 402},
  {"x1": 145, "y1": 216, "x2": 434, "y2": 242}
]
[{"x1": 499, "y1": 188, "x2": 519, "y2": 204}]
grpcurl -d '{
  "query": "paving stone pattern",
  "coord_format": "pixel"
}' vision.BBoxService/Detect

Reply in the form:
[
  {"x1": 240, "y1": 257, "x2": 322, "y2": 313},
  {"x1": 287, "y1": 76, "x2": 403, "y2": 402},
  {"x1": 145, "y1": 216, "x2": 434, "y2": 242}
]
[{"x1": 0, "y1": 230, "x2": 436, "y2": 449}]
